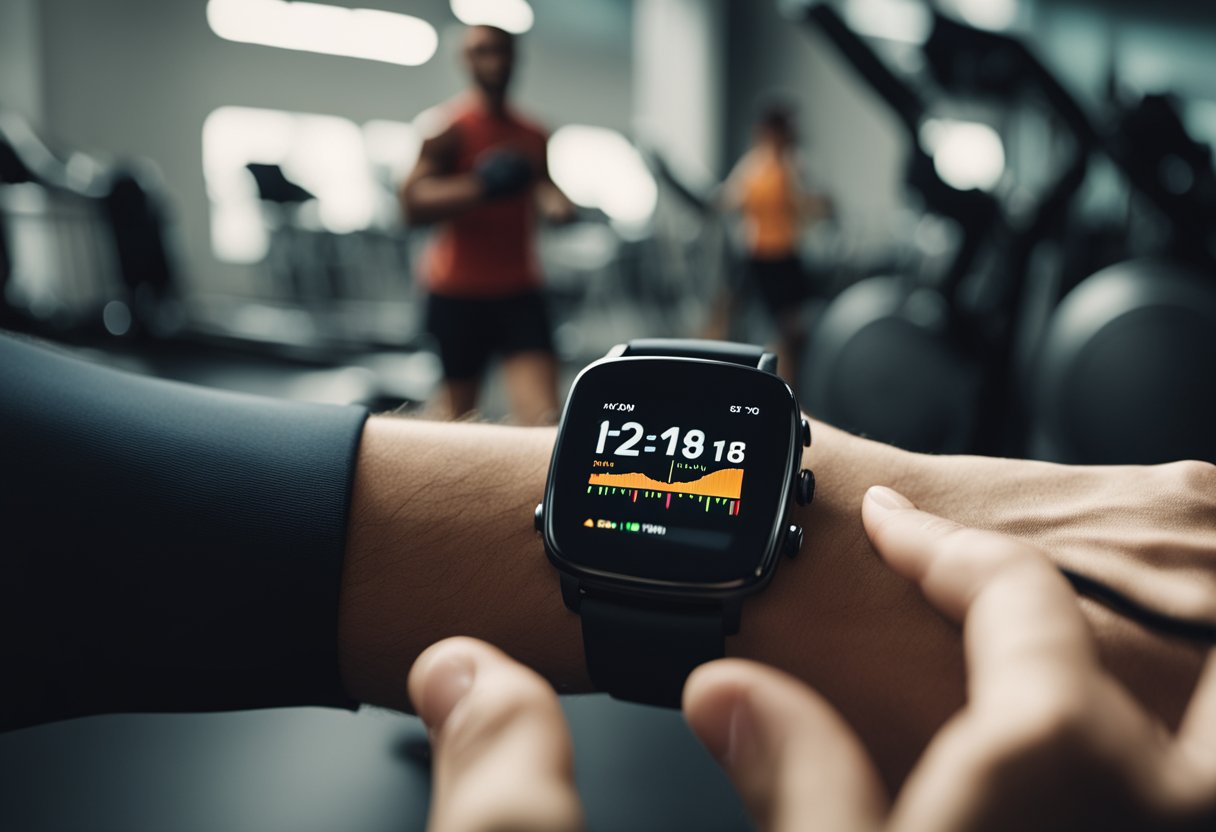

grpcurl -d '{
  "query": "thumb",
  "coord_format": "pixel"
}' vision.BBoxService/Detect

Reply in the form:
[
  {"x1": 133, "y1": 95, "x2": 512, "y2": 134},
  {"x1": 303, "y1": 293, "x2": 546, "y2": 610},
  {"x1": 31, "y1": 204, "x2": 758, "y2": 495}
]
[
  {"x1": 409, "y1": 637, "x2": 583, "y2": 832},
  {"x1": 684, "y1": 659, "x2": 887, "y2": 832}
]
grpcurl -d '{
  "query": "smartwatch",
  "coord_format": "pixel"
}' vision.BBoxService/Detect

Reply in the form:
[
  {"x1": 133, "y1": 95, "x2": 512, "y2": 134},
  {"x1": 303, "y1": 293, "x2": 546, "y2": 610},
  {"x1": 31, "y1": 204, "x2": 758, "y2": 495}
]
[{"x1": 534, "y1": 339, "x2": 814, "y2": 707}]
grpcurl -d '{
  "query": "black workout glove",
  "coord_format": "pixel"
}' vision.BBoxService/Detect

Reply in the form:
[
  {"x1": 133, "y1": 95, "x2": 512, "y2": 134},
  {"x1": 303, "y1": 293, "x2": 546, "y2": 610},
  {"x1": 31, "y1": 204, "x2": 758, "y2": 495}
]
[{"x1": 474, "y1": 149, "x2": 534, "y2": 199}]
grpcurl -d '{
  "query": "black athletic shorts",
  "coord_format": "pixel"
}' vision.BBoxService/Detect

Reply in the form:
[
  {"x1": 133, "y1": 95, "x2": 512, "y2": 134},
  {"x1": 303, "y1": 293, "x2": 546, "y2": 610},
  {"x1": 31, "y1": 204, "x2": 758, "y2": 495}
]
[
  {"x1": 749, "y1": 255, "x2": 806, "y2": 317},
  {"x1": 425, "y1": 289, "x2": 555, "y2": 381}
]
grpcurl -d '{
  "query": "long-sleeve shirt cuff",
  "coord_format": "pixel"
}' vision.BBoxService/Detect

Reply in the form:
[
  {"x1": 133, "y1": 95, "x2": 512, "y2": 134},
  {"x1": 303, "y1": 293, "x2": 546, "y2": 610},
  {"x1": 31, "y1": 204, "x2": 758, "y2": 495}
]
[{"x1": 1, "y1": 334, "x2": 369, "y2": 730}]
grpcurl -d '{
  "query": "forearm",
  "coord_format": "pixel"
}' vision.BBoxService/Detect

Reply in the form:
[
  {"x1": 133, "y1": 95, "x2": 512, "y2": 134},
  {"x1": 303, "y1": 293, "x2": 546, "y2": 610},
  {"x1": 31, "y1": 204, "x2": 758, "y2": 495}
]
[
  {"x1": 337, "y1": 415, "x2": 1211, "y2": 786},
  {"x1": 338, "y1": 417, "x2": 586, "y2": 708},
  {"x1": 402, "y1": 175, "x2": 484, "y2": 225}
]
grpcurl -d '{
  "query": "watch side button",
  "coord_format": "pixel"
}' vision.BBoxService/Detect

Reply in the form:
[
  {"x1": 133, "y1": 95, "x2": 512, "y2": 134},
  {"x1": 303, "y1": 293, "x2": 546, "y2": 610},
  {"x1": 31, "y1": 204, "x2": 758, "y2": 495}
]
[
  {"x1": 795, "y1": 469, "x2": 815, "y2": 505},
  {"x1": 784, "y1": 524, "x2": 804, "y2": 558},
  {"x1": 801, "y1": 418, "x2": 812, "y2": 448},
  {"x1": 534, "y1": 503, "x2": 544, "y2": 533}
]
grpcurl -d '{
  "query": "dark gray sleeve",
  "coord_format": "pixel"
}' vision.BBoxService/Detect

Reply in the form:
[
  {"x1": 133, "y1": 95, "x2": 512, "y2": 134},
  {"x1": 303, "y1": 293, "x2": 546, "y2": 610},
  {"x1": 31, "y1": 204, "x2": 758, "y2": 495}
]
[{"x1": 0, "y1": 334, "x2": 369, "y2": 730}]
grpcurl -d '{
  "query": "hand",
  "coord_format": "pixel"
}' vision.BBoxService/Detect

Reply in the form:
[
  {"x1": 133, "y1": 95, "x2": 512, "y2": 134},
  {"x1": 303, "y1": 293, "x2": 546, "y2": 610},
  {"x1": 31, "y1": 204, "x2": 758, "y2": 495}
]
[
  {"x1": 410, "y1": 636, "x2": 583, "y2": 832},
  {"x1": 913, "y1": 453, "x2": 1216, "y2": 723},
  {"x1": 915, "y1": 455, "x2": 1216, "y2": 627},
  {"x1": 474, "y1": 149, "x2": 534, "y2": 199},
  {"x1": 685, "y1": 487, "x2": 1216, "y2": 831},
  {"x1": 736, "y1": 426, "x2": 1215, "y2": 784}
]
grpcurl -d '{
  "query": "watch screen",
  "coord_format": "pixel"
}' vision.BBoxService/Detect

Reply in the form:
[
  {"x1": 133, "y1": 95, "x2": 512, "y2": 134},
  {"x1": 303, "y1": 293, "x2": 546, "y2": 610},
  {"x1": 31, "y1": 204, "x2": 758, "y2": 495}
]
[{"x1": 546, "y1": 357, "x2": 799, "y2": 586}]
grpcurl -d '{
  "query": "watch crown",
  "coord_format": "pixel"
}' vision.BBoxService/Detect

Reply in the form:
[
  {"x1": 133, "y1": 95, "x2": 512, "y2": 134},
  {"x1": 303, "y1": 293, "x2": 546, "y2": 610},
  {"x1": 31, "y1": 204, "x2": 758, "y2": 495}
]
[
  {"x1": 795, "y1": 469, "x2": 816, "y2": 506},
  {"x1": 784, "y1": 524, "x2": 805, "y2": 558}
]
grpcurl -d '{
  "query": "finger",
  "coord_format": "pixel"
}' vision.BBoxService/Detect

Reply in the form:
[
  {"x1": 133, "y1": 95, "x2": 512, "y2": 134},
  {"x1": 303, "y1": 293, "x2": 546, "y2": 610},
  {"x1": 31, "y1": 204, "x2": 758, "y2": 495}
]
[
  {"x1": 684, "y1": 659, "x2": 886, "y2": 832},
  {"x1": 862, "y1": 487, "x2": 1097, "y2": 708},
  {"x1": 409, "y1": 637, "x2": 583, "y2": 832}
]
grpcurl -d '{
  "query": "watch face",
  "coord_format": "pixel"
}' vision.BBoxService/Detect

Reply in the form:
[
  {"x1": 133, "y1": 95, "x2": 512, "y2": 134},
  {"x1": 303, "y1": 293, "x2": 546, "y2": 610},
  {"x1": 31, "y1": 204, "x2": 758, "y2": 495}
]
[{"x1": 544, "y1": 357, "x2": 800, "y2": 589}]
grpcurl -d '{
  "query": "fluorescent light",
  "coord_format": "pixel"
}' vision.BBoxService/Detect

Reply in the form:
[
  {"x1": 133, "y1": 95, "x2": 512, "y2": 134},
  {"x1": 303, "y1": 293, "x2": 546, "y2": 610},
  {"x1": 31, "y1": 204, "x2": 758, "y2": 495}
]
[
  {"x1": 842, "y1": 0, "x2": 931, "y2": 44},
  {"x1": 548, "y1": 125, "x2": 657, "y2": 228},
  {"x1": 946, "y1": 0, "x2": 1018, "y2": 32},
  {"x1": 920, "y1": 118, "x2": 1006, "y2": 192},
  {"x1": 450, "y1": 0, "x2": 535, "y2": 34},
  {"x1": 206, "y1": 0, "x2": 438, "y2": 66}
]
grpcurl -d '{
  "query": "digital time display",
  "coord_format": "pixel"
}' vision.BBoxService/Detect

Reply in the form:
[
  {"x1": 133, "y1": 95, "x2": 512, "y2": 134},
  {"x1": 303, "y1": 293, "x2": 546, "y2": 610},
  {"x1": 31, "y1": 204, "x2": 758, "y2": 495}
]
[
  {"x1": 595, "y1": 421, "x2": 747, "y2": 463},
  {"x1": 545, "y1": 357, "x2": 801, "y2": 587},
  {"x1": 588, "y1": 420, "x2": 748, "y2": 522}
]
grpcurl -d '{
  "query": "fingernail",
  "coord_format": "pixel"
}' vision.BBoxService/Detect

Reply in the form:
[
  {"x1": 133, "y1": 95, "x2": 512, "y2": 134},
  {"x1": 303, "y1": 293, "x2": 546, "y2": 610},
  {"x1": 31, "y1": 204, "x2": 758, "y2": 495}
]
[
  {"x1": 419, "y1": 653, "x2": 475, "y2": 733},
  {"x1": 723, "y1": 693, "x2": 757, "y2": 771},
  {"x1": 866, "y1": 485, "x2": 914, "y2": 511}
]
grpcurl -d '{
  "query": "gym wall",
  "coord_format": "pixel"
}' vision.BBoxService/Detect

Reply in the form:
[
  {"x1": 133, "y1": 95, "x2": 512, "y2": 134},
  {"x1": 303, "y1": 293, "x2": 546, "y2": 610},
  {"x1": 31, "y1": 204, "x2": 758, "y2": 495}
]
[{"x1": 32, "y1": 0, "x2": 634, "y2": 298}]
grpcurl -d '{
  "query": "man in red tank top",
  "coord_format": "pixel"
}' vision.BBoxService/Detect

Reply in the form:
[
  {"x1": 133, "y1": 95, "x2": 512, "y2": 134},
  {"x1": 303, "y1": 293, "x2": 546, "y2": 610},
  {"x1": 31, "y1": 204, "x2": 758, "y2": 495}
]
[{"x1": 401, "y1": 24, "x2": 574, "y2": 424}]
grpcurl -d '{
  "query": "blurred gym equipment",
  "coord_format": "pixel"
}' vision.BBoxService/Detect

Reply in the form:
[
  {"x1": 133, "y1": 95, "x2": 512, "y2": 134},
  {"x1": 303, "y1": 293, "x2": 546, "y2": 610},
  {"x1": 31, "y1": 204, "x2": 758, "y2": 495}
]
[
  {"x1": 1034, "y1": 259, "x2": 1216, "y2": 463},
  {"x1": 1029, "y1": 92, "x2": 1216, "y2": 464},
  {"x1": 795, "y1": 2, "x2": 1216, "y2": 464},
  {"x1": 0, "y1": 112, "x2": 438, "y2": 409},
  {"x1": 246, "y1": 161, "x2": 327, "y2": 301},
  {"x1": 636, "y1": 147, "x2": 732, "y2": 334},
  {"x1": 542, "y1": 143, "x2": 734, "y2": 365},
  {"x1": 0, "y1": 111, "x2": 127, "y2": 336},
  {"x1": 798, "y1": 4, "x2": 1077, "y2": 455},
  {"x1": 103, "y1": 164, "x2": 188, "y2": 339},
  {"x1": 243, "y1": 160, "x2": 422, "y2": 343}
]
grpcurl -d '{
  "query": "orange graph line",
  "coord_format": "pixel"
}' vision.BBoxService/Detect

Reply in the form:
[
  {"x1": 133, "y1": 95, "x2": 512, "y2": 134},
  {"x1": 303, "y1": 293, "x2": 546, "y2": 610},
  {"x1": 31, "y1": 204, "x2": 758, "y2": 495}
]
[{"x1": 588, "y1": 468, "x2": 743, "y2": 500}]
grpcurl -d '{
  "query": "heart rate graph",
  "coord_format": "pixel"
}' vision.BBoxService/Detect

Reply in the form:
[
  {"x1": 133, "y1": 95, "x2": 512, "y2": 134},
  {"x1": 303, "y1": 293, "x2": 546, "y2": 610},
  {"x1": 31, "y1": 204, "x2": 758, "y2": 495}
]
[{"x1": 587, "y1": 465, "x2": 743, "y2": 515}]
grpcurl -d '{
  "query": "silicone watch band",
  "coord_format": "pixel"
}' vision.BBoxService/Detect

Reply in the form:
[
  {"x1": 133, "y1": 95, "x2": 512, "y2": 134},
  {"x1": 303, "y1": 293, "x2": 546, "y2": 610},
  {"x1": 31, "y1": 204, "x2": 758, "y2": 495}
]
[
  {"x1": 580, "y1": 598, "x2": 725, "y2": 707},
  {"x1": 578, "y1": 339, "x2": 773, "y2": 707},
  {"x1": 620, "y1": 339, "x2": 777, "y2": 373}
]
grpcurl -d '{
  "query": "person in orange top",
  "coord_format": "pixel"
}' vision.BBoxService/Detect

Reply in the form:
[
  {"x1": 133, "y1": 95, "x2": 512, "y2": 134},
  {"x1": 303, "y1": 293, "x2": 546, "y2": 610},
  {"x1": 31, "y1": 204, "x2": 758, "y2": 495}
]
[
  {"x1": 720, "y1": 104, "x2": 831, "y2": 392},
  {"x1": 401, "y1": 24, "x2": 575, "y2": 425}
]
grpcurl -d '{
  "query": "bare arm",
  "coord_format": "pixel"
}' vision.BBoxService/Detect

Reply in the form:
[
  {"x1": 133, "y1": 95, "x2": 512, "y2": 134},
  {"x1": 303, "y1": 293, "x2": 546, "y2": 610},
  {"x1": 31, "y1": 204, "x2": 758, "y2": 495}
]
[
  {"x1": 786, "y1": 154, "x2": 833, "y2": 224},
  {"x1": 399, "y1": 126, "x2": 485, "y2": 226},
  {"x1": 337, "y1": 415, "x2": 1215, "y2": 788},
  {"x1": 715, "y1": 154, "x2": 750, "y2": 214}
]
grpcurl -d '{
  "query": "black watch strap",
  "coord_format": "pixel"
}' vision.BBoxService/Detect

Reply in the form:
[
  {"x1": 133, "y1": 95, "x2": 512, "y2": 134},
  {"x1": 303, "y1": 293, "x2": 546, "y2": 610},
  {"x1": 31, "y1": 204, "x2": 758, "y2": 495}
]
[
  {"x1": 619, "y1": 339, "x2": 776, "y2": 374},
  {"x1": 580, "y1": 596, "x2": 725, "y2": 708}
]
